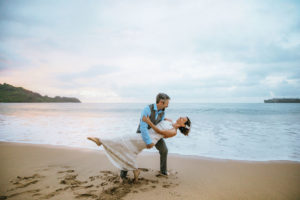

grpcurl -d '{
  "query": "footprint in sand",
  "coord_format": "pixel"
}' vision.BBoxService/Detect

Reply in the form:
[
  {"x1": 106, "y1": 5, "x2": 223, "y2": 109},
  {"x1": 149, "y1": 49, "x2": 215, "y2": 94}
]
[
  {"x1": 8, "y1": 174, "x2": 44, "y2": 191},
  {"x1": 4, "y1": 167, "x2": 179, "y2": 200},
  {"x1": 99, "y1": 171, "x2": 120, "y2": 184},
  {"x1": 162, "y1": 184, "x2": 171, "y2": 188},
  {"x1": 138, "y1": 168, "x2": 149, "y2": 172},
  {"x1": 59, "y1": 174, "x2": 88, "y2": 188},
  {"x1": 89, "y1": 175, "x2": 101, "y2": 181},
  {"x1": 4, "y1": 189, "x2": 41, "y2": 199},
  {"x1": 57, "y1": 169, "x2": 75, "y2": 173},
  {"x1": 95, "y1": 168, "x2": 180, "y2": 200},
  {"x1": 75, "y1": 192, "x2": 98, "y2": 199},
  {"x1": 99, "y1": 170, "x2": 114, "y2": 174},
  {"x1": 43, "y1": 169, "x2": 92, "y2": 199}
]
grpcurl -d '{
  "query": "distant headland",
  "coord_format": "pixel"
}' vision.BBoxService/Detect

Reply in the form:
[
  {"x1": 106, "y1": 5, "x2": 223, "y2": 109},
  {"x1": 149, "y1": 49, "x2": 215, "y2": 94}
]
[
  {"x1": 264, "y1": 98, "x2": 300, "y2": 103},
  {"x1": 0, "y1": 83, "x2": 81, "y2": 103}
]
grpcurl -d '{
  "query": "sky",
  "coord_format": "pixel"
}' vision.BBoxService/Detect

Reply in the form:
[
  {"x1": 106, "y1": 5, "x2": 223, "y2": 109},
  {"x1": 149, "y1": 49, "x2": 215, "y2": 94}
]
[{"x1": 0, "y1": 0, "x2": 300, "y2": 103}]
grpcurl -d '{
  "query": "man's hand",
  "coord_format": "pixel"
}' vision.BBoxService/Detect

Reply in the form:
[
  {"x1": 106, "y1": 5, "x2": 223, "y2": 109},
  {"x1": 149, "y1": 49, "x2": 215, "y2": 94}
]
[
  {"x1": 146, "y1": 143, "x2": 155, "y2": 149},
  {"x1": 142, "y1": 115, "x2": 151, "y2": 124}
]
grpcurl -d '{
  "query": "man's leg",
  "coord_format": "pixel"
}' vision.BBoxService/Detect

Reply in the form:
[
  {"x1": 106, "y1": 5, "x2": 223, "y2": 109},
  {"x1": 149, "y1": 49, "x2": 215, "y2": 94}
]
[
  {"x1": 155, "y1": 138, "x2": 168, "y2": 174},
  {"x1": 120, "y1": 170, "x2": 128, "y2": 179}
]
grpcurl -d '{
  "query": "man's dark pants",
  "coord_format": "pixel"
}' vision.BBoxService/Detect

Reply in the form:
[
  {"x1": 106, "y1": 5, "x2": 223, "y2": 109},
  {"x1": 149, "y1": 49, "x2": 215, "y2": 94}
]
[{"x1": 120, "y1": 138, "x2": 168, "y2": 178}]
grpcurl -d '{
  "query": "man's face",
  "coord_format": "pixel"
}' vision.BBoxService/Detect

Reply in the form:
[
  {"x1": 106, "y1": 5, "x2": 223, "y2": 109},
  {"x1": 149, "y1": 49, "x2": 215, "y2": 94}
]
[{"x1": 158, "y1": 99, "x2": 169, "y2": 110}]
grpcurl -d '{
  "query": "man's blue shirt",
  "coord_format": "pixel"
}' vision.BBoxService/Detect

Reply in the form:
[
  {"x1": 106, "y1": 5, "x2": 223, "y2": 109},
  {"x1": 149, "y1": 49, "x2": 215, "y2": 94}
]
[{"x1": 139, "y1": 104, "x2": 165, "y2": 145}]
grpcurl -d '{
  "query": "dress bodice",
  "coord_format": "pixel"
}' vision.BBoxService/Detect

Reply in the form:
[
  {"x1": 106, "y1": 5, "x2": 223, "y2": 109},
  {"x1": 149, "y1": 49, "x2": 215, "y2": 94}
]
[{"x1": 148, "y1": 120, "x2": 174, "y2": 142}]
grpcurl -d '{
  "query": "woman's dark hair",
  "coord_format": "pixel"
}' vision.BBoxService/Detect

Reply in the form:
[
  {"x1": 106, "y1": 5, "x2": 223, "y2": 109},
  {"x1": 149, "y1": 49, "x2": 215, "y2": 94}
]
[{"x1": 178, "y1": 117, "x2": 191, "y2": 136}]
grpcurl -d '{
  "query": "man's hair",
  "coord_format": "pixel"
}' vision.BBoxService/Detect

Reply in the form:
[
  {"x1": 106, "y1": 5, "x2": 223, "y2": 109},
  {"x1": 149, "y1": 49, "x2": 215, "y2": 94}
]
[{"x1": 156, "y1": 93, "x2": 170, "y2": 104}]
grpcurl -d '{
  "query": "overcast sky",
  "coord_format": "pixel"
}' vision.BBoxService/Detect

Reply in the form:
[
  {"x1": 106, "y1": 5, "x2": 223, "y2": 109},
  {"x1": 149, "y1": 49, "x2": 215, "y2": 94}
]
[{"x1": 1, "y1": 0, "x2": 300, "y2": 103}]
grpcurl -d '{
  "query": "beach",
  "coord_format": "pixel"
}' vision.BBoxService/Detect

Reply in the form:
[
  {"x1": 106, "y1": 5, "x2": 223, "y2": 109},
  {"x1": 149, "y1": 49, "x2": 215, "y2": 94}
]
[{"x1": 1, "y1": 142, "x2": 300, "y2": 200}]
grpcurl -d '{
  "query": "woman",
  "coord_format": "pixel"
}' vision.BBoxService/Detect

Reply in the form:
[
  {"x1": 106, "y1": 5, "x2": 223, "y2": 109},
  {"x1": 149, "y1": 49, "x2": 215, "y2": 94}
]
[{"x1": 87, "y1": 116, "x2": 191, "y2": 182}]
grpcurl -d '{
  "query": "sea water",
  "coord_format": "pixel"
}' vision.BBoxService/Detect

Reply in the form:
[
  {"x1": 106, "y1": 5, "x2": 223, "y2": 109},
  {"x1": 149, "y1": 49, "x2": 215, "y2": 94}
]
[{"x1": 0, "y1": 103, "x2": 299, "y2": 162}]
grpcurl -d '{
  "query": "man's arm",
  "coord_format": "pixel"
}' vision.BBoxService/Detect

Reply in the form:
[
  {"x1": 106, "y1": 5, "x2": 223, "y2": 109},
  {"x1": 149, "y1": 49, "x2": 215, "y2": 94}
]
[
  {"x1": 139, "y1": 106, "x2": 154, "y2": 147},
  {"x1": 161, "y1": 111, "x2": 172, "y2": 123}
]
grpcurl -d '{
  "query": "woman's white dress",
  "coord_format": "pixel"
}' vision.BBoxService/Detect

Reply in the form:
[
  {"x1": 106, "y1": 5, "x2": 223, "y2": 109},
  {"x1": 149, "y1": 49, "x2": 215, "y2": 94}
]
[{"x1": 101, "y1": 120, "x2": 173, "y2": 171}]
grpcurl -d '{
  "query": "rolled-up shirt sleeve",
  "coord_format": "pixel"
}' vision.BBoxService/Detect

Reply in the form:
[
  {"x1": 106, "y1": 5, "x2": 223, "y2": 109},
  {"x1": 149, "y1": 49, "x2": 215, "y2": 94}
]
[{"x1": 139, "y1": 106, "x2": 152, "y2": 145}]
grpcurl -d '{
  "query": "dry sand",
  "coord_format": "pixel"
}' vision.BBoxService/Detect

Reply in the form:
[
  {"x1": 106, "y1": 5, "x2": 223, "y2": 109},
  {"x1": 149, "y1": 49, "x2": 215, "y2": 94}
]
[{"x1": 0, "y1": 142, "x2": 299, "y2": 200}]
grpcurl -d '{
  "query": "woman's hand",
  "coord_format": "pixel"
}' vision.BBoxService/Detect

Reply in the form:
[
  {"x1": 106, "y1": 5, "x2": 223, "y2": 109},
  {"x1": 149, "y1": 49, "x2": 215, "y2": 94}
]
[{"x1": 146, "y1": 143, "x2": 155, "y2": 149}]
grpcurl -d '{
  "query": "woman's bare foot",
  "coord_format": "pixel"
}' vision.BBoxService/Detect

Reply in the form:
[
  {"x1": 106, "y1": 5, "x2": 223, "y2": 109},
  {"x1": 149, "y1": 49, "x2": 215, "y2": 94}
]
[
  {"x1": 119, "y1": 177, "x2": 124, "y2": 184},
  {"x1": 87, "y1": 137, "x2": 102, "y2": 146},
  {"x1": 133, "y1": 169, "x2": 140, "y2": 183}
]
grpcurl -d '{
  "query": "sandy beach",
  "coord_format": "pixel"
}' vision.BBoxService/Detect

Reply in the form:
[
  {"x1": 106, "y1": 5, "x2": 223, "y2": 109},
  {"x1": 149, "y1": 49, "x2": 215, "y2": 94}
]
[{"x1": 0, "y1": 142, "x2": 300, "y2": 200}]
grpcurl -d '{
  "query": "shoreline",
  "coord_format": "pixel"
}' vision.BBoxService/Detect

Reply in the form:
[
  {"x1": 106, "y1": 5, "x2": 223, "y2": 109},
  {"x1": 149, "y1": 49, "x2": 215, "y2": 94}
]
[
  {"x1": 1, "y1": 141, "x2": 300, "y2": 199},
  {"x1": 1, "y1": 141, "x2": 299, "y2": 164}
]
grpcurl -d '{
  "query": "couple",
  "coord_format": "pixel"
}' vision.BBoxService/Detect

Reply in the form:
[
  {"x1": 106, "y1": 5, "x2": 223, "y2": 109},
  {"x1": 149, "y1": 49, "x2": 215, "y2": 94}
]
[{"x1": 87, "y1": 93, "x2": 191, "y2": 182}]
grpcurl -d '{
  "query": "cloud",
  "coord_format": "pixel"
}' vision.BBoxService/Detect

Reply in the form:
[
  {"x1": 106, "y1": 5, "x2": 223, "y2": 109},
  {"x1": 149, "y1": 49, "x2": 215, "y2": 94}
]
[
  {"x1": 57, "y1": 65, "x2": 119, "y2": 83},
  {"x1": 0, "y1": 0, "x2": 300, "y2": 102}
]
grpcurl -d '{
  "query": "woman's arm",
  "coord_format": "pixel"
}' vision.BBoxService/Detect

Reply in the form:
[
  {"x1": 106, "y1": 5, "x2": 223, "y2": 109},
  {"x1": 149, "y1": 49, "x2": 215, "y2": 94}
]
[
  {"x1": 142, "y1": 116, "x2": 177, "y2": 138},
  {"x1": 164, "y1": 118, "x2": 173, "y2": 123}
]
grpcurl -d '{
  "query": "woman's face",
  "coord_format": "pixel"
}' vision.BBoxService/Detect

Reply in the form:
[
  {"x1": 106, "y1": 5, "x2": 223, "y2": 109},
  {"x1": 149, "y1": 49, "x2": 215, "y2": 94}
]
[{"x1": 176, "y1": 117, "x2": 188, "y2": 127}]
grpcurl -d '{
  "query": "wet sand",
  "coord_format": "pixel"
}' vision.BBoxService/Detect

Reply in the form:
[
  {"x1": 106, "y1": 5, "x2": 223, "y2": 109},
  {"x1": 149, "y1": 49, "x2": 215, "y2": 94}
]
[{"x1": 0, "y1": 142, "x2": 300, "y2": 200}]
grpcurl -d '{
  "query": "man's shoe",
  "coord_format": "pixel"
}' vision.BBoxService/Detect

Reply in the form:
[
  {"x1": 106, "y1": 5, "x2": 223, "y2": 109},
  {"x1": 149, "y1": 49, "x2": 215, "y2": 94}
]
[{"x1": 156, "y1": 171, "x2": 169, "y2": 177}]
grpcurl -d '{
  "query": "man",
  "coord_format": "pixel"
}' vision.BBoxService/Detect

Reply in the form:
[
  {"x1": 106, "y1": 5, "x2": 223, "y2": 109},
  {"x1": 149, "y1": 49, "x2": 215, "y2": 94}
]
[{"x1": 120, "y1": 93, "x2": 171, "y2": 180}]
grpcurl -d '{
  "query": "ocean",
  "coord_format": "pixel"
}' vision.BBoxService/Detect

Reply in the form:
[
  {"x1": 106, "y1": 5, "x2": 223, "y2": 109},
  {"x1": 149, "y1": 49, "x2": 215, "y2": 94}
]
[{"x1": 0, "y1": 103, "x2": 299, "y2": 162}]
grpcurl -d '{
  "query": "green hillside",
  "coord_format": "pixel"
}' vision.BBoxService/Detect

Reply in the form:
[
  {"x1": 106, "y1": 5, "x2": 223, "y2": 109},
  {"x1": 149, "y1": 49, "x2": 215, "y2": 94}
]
[{"x1": 0, "y1": 83, "x2": 81, "y2": 103}]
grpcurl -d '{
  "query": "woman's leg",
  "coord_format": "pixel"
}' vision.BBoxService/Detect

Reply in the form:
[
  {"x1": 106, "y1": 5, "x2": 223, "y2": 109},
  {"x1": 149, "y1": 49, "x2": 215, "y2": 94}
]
[
  {"x1": 133, "y1": 169, "x2": 140, "y2": 182},
  {"x1": 87, "y1": 137, "x2": 102, "y2": 146}
]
